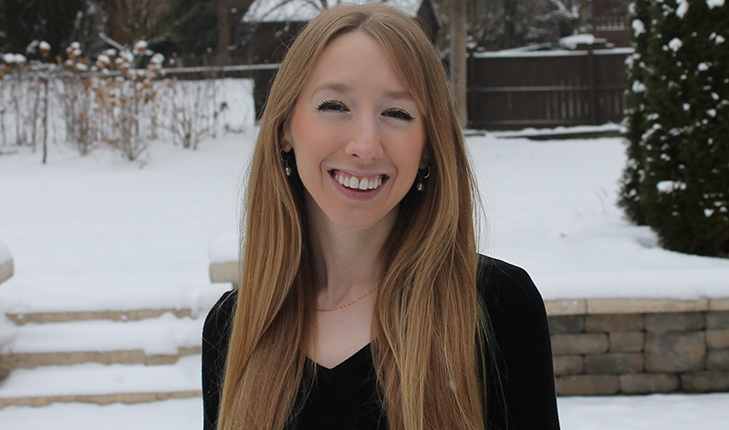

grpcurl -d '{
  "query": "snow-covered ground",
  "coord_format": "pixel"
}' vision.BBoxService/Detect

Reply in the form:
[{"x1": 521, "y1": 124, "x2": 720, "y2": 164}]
[
  {"x1": 0, "y1": 393, "x2": 728, "y2": 430},
  {"x1": 1, "y1": 125, "x2": 729, "y2": 427},
  {"x1": 2, "y1": 130, "x2": 728, "y2": 314}
]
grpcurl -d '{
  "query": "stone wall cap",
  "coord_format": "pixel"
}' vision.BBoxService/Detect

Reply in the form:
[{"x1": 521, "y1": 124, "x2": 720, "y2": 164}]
[
  {"x1": 0, "y1": 240, "x2": 13, "y2": 286},
  {"x1": 209, "y1": 261, "x2": 240, "y2": 284},
  {"x1": 543, "y1": 297, "x2": 729, "y2": 315},
  {"x1": 208, "y1": 262, "x2": 729, "y2": 314}
]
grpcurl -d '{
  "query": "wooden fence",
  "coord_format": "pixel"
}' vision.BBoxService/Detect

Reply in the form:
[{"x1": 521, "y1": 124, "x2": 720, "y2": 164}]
[{"x1": 467, "y1": 48, "x2": 633, "y2": 130}]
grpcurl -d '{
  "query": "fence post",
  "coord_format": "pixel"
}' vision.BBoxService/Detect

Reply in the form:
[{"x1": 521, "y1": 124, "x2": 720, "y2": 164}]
[{"x1": 587, "y1": 45, "x2": 598, "y2": 125}]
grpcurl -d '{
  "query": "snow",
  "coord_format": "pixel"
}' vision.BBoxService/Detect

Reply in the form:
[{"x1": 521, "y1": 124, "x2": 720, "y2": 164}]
[
  {"x1": 668, "y1": 38, "x2": 683, "y2": 52},
  {"x1": 676, "y1": 0, "x2": 689, "y2": 18},
  {"x1": 1, "y1": 313, "x2": 204, "y2": 356},
  {"x1": 486, "y1": 123, "x2": 623, "y2": 139},
  {"x1": 468, "y1": 135, "x2": 729, "y2": 300},
  {"x1": 2, "y1": 121, "x2": 729, "y2": 425},
  {"x1": 657, "y1": 180, "x2": 686, "y2": 193},
  {"x1": 632, "y1": 81, "x2": 646, "y2": 93},
  {"x1": 0, "y1": 393, "x2": 728, "y2": 429},
  {"x1": 0, "y1": 399, "x2": 204, "y2": 430},
  {"x1": 2, "y1": 128, "x2": 729, "y2": 316},
  {"x1": 474, "y1": 48, "x2": 634, "y2": 59},
  {"x1": 559, "y1": 34, "x2": 595, "y2": 49},
  {"x1": 2, "y1": 53, "x2": 26, "y2": 64},
  {"x1": 707, "y1": 0, "x2": 725, "y2": 9},
  {"x1": 632, "y1": 19, "x2": 646, "y2": 37},
  {"x1": 0, "y1": 355, "x2": 200, "y2": 398},
  {"x1": 558, "y1": 393, "x2": 729, "y2": 430},
  {"x1": 0, "y1": 241, "x2": 11, "y2": 266},
  {"x1": 243, "y1": 0, "x2": 422, "y2": 23}
]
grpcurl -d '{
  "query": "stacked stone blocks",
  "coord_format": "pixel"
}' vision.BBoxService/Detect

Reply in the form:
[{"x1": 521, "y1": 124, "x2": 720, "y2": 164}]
[{"x1": 549, "y1": 308, "x2": 729, "y2": 396}]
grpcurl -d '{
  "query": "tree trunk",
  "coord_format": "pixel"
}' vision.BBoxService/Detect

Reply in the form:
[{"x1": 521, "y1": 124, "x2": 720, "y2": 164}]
[
  {"x1": 217, "y1": 0, "x2": 232, "y2": 65},
  {"x1": 503, "y1": 0, "x2": 516, "y2": 49},
  {"x1": 450, "y1": 0, "x2": 468, "y2": 128}
]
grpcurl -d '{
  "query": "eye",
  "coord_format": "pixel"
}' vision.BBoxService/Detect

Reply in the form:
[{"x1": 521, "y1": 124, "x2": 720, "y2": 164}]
[
  {"x1": 383, "y1": 107, "x2": 415, "y2": 122},
  {"x1": 316, "y1": 99, "x2": 348, "y2": 112}
]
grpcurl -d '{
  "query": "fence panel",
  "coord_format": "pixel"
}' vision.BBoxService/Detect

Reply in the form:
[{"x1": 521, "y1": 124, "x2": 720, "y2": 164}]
[{"x1": 468, "y1": 48, "x2": 632, "y2": 130}]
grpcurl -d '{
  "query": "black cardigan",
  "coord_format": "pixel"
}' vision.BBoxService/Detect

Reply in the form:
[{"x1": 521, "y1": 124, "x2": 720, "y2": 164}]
[{"x1": 202, "y1": 256, "x2": 560, "y2": 430}]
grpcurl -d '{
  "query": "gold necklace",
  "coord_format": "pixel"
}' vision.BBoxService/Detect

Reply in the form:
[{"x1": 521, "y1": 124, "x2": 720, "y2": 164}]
[{"x1": 316, "y1": 286, "x2": 378, "y2": 312}]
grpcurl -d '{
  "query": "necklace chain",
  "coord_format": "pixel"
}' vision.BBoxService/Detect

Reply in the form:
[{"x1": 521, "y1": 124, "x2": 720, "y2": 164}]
[{"x1": 316, "y1": 286, "x2": 378, "y2": 312}]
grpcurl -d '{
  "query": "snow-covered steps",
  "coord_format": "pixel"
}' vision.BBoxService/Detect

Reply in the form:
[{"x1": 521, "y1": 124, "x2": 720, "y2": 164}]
[
  {"x1": 0, "y1": 355, "x2": 201, "y2": 408},
  {"x1": 1, "y1": 312, "x2": 205, "y2": 371},
  {"x1": 0, "y1": 278, "x2": 231, "y2": 407},
  {"x1": 6, "y1": 308, "x2": 194, "y2": 325}
]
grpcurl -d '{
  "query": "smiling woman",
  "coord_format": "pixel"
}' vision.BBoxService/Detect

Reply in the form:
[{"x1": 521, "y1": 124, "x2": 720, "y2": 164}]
[
  {"x1": 282, "y1": 31, "x2": 427, "y2": 232},
  {"x1": 202, "y1": 4, "x2": 559, "y2": 430}
]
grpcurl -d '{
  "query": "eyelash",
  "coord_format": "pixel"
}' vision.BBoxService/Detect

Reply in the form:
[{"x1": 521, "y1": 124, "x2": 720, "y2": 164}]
[
  {"x1": 384, "y1": 108, "x2": 415, "y2": 122},
  {"x1": 316, "y1": 100, "x2": 347, "y2": 112},
  {"x1": 316, "y1": 100, "x2": 415, "y2": 122}
]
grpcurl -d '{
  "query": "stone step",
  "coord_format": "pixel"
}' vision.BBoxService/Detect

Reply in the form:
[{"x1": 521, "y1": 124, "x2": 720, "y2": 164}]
[
  {"x1": 6, "y1": 308, "x2": 194, "y2": 325},
  {"x1": 1, "y1": 312, "x2": 205, "y2": 371},
  {"x1": 0, "y1": 355, "x2": 201, "y2": 409}
]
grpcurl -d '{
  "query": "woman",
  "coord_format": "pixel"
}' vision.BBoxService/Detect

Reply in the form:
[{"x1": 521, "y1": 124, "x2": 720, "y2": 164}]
[{"x1": 203, "y1": 4, "x2": 559, "y2": 430}]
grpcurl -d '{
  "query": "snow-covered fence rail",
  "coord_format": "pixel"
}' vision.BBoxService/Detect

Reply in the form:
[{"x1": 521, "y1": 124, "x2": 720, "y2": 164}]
[{"x1": 469, "y1": 47, "x2": 632, "y2": 130}]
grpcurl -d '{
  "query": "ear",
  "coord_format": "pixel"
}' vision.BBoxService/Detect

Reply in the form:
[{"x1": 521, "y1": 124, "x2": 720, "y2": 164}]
[
  {"x1": 419, "y1": 143, "x2": 431, "y2": 169},
  {"x1": 280, "y1": 121, "x2": 293, "y2": 152}
]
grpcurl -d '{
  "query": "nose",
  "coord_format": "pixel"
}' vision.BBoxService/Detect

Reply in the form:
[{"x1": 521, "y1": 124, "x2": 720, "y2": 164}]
[{"x1": 344, "y1": 113, "x2": 383, "y2": 161}]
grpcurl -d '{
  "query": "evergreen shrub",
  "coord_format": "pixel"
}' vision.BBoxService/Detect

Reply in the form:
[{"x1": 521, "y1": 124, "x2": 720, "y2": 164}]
[{"x1": 620, "y1": 0, "x2": 729, "y2": 257}]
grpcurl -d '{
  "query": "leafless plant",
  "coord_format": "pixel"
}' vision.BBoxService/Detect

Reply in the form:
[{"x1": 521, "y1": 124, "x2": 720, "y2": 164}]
[{"x1": 163, "y1": 77, "x2": 222, "y2": 150}]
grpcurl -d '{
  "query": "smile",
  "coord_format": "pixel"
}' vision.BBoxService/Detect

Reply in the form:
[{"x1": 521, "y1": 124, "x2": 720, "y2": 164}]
[{"x1": 331, "y1": 170, "x2": 386, "y2": 191}]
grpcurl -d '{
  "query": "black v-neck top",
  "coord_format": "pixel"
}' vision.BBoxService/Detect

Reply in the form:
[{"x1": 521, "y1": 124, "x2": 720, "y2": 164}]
[{"x1": 202, "y1": 256, "x2": 560, "y2": 430}]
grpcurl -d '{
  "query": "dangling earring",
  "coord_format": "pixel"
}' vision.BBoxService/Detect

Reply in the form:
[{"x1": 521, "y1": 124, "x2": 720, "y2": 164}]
[
  {"x1": 281, "y1": 151, "x2": 292, "y2": 177},
  {"x1": 416, "y1": 166, "x2": 430, "y2": 191}
]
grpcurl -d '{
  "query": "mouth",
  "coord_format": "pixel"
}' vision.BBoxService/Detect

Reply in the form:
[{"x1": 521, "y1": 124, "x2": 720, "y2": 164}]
[{"x1": 330, "y1": 170, "x2": 388, "y2": 191}]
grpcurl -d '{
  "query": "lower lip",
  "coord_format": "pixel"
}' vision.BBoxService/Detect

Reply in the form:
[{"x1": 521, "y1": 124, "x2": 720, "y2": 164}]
[{"x1": 330, "y1": 174, "x2": 386, "y2": 201}]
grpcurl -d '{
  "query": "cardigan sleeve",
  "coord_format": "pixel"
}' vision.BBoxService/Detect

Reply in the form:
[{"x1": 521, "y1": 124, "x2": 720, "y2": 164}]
[
  {"x1": 202, "y1": 289, "x2": 236, "y2": 430},
  {"x1": 478, "y1": 256, "x2": 560, "y2": 430}
]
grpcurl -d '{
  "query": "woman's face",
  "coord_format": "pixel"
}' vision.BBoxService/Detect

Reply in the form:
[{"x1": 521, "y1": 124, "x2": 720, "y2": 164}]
[{"x1": 282, "y1": 31, "x2": 427, "y2": 231}]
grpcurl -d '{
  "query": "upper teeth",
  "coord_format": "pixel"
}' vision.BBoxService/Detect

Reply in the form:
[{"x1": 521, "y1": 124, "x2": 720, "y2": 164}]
[{"x1": 334, "y1": 172, "x2": 383, "y2": 190}]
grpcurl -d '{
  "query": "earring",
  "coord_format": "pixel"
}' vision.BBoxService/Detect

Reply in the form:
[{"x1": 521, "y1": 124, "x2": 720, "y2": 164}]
[
  {"x1": 416, "y1": 166, "x2": 431, "y2": 191},
  {"x1": 281, "y1": 151, "x2": 292, "y2": 177}
]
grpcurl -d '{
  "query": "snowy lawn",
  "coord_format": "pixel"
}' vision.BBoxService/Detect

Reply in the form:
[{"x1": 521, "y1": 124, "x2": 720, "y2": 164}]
[
  {"x1": 2, "y1": 130, "x2": 728, "y2": 314},
  {"x1": 1, "y1": 128, "x2": 729, "y2": 427},
  {"x1": 0, "y1": 393, "x2": 728, "y2": 430}
]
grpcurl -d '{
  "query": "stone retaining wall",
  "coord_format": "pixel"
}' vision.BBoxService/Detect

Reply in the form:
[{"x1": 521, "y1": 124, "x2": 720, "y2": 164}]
[{"x1": 547, "y1": 299, "x2": 729, "y2": 396}]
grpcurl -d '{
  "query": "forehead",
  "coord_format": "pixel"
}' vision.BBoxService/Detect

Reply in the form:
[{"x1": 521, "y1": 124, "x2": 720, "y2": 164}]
[{"x1": 301, "y1": 31, "x2": 412, "y2": 98}]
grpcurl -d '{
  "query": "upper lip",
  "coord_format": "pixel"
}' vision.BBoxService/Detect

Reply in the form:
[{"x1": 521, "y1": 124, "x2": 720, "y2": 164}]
[{"x1": 328, "y1": 168, "x2": 389, "y2": 179}]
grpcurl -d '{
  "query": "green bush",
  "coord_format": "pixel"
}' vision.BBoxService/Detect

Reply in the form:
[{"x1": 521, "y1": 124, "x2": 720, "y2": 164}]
[{"x1": 620, "y1": 0, "x2": 729, "y2": 257}]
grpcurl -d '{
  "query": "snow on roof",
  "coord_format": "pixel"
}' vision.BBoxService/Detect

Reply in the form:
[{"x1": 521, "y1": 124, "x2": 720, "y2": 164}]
[
  {"x1": 559, "y1": 34, "x2": 596, "y2": 49},
  {"x1": 243, "y1": 0, "x2": 423, "y2": 23}
]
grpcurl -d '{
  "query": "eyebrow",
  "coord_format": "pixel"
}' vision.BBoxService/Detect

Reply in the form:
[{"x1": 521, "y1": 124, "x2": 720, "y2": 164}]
[{"x1": 311, "y1": 82, "x2": 415, "y2": 102}]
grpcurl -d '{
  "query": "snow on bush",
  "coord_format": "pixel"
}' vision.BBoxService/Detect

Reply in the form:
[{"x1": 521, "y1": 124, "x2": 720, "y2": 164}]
[
  {"x1": 1, "y1": 41, "x2": 254, "y2": 161},
  {"x1": 619, "y1": 0, "x2": 729, "y2": 257}
]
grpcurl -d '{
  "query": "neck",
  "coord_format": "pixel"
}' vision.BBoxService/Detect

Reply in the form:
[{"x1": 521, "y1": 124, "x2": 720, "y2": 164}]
[{"x1": 306, "y1": 196, "x2": 395, "y2": 308}]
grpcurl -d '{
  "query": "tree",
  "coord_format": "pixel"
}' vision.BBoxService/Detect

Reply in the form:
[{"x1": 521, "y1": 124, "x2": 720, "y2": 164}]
[
  {"x1": 619, "y1": 0, "x2": 729, "y2": 257},
  {"x1": 618, "y1": 0, "x2": 651, "y2": 225},
  {"x1": 450, "y1": 0, "x2": 467, "y2": 126},
  {"x1": 1, "y1": 0, "x2": 84, "y2": 59}
]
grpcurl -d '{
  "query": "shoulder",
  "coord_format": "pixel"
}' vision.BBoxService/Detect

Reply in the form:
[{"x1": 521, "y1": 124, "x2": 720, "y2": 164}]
[
  {"x1": 476, "y1": 254, "x2": 547, "y2": 343},
  {"x1": 476, "y1": 255, "x2": 560, "y2": 429},
  {"x1": 203, "y1": 289, "x2": 238, "y2": 351}
]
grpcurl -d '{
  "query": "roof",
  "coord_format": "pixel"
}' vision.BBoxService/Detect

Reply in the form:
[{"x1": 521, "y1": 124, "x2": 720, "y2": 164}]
[{"x1": 242, "y1": 0, "x2": 424, "y2": 23}]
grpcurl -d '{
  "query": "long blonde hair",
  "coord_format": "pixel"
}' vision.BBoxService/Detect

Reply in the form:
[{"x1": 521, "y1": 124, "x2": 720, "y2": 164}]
[{"x1": 218, "y1": 4, "x2": 485, "y2": 430}]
